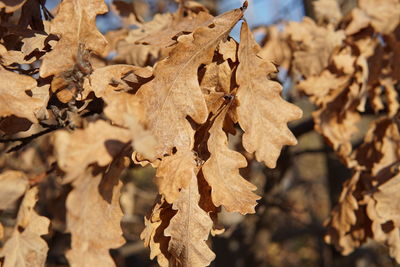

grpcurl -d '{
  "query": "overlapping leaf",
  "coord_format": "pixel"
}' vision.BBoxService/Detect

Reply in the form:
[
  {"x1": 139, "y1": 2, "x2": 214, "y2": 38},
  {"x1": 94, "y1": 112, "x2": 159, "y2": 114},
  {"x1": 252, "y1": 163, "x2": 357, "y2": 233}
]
[
  {"x1": 136, "y1": 6, "x2": 245, "y2": 159},
  {"x1": 66, "y1": 157, "x2": 128, "y2": 267},
  {"x1": 0, "y1": 67, "x2": 49, "y2": 123},
  {"x1": 40, "y1": 0, "x2": 108, "y2": 77},
  {"x1": 54, "y1": 120, "x2": 131, "y2": 182},
  {"x1": 0, "y1": 170, "x2": 29, "y2": 210},
  {"x1": 164, "y1": 174, "x2": 215, "y2": 266},
  {"x1": 0, "y1": 187, "x2": 50, "y2": 267},
  {"x1": 236, "y1": 21, "x2": 302, "y2": 168},
  {"x1": 203, "y1": 107, "x2": 260, "y2": 214}
]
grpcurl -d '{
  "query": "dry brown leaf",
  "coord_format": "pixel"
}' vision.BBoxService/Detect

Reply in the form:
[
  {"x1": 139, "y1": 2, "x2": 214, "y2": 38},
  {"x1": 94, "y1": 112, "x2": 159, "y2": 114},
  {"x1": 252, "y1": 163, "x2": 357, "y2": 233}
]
[
  {"x1": 40, "y1": 0, "x2": 108, "y2": 78},
  {"x1": 54, "y1": 120, "x2": 131, "y2": 182},
  {"x1": 140, "y1": 196, "x2": 175, "y2": 267},
  {"x1": 164, "y1": 174, "x2": 215, "y2": 266},
  {"x1": 0, "y1": 187, "x2": 50, "y2": 267},
  {"x1": 66, "y1": 157, "x2": 128, "y2": 267},
  {"x1": 218, "y1": 37, "x2": 237, "y2": 62},
  {"x1": 313, "y1": 0, "x2": 342, "y2": 25},
  {"x1": 371, "y1": 122, "x2": 400, "y2": 176},
  {"x1": 326, "y1": 172, "x2": 359, "y2": 239},
  {"x1": 114, "y1": 13, "x2": 172, "y2": 66},
  {"x1": 358, "y1": 0, "x2": 400, "y2": 34},
  {"x1": 367, "y1": 196, "x2": 400, "y2": 262},
  {"x1": 203, "y1": 107, "x2": 260, "y2": 214},
  {"x1": 0, "y1": 67, "x2": 48, "y2": 123},
  {"x1": 88, "y1": 64, "x2": 151, "y2": 123},
  {"x1": 345, "y1": 8, "x2": 370, "y2": 35},
  {"x1": 346, "y1": 0, "x2": 400, "y2": 35},
  {"x1": 0, "y1": 45, "x2": 37, "y2": 65},
  {"x1": 258, "y1": 26, "x2": 291, "y2": 68},
  {"x1": 200, "y1": 61, "x2": 232, "y2": 94},
  {"x1": 155, "y1": 150, "x2": 197, "y2": 204},
  {"x1": 236, "y1": 21, "x2": 302, "y2": 168},
  {"x1": 297, "y1": 70, "x2": 350, "y2": 105},
  {"x1": 115, "y1": 8, "x2": 213, "y2": 66},
  {"x1": 361, "y1": 120, "x2": 400, "y2": 261},
  {"x1": 0, "y1": 170, "x2": 29, "y2": 210},
  {"x1": 285, "y1": 18, "x2": 345, "y2": 77},
  {"x1": 325, "y1": 172, "x2": 370, "y2": 255},
  {"x1": 111, "y1": 0, "x2": 144, "y2": 26},
  {"x1": 136, "y1": 6, "x2": 245, "y2": 159},
  {"x1": 197, "y1": 171, "x2": 225, "y2": 237},
  {"x1": 135, "y1": 12, "x2": 213, "y2": 48},
  {"x1": 313, "y1": 102, "x2": 360, "y2": 162},
  {"x1": 104, "y1": 28, "x2": 129, "y2": 53},
  {"x1": 89, "y1": 64, "x2": 153, "y2": 99},
  {"x1": 21, "y1": 33, "x2": 55, "y2": 56},
  {"x1": 387, "y1": 228, "x2": 400, "y2": 262},
  {"x1": 381, "y1": 78, "x2": 400, "y2": 117},
  {"x1": 374, "y1": 173, "x2": 400, "y2": 226},
  {"x1": 88, "y1": 65, "x2": 158, "y2": 160},
  {"x1": 332, "y1": 47, "x2": 356, "y2": 75}
]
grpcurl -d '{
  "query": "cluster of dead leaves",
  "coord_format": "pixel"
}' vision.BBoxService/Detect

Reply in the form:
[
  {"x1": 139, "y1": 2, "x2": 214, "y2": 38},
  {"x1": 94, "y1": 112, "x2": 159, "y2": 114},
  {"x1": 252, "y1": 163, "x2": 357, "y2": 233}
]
[
  {"x1": 0, "y1": 0, "x2": 302, "y2": 266},
  {"x1": 260, "y1": 0, "x2": 400, "y2": 262}
]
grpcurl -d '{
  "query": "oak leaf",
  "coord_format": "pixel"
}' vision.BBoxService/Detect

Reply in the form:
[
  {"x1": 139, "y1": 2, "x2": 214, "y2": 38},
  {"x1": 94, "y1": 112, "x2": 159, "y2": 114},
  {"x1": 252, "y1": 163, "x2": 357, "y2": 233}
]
[
  {"x1": 374, "y1": 173, "x2": 400, "y2": 226},
  {"x1": 140, "y1": 196, "x2": 175, "y2": 267},
  {"x1": 155, "y1": 150, "x2": 197, "y2": 204},
  {"x1": 0, "y1": 187, "x2": 50, "y2": 267},
  {"x1": 218, "y1": 37, "x2": 237, "y2": 62},
  {"x1": 0, "y1": 67, "x2": 49, "y2": 123},
  {"x1": 0, "y1": 44, "x2": 37, "y2": 65},
  {"x1": 40, "y1": 0, "x2": 108, "y2": 78},
  {"x1": 381, "y1": 78, "x2": 399, "y2": 117},
  {"x1": 325, "y1": 172, "x2": 370, "y2": 255},
  {"x1": 136, "y1": 7, "x2": 245, "y2": 159},
  {"x1": 313, "y1": 88, "x2": 361, "y2": 162},
  {"x1": 297, "y1": 70, "x2": 349, "y2": 105},
  {"x1": 66, "y1": 157, "x2": 128, "y2": 267},
  {"x1": 236, "y1": 21, "x2": 302, "y2": 168},
  {"x1": 54, "y1": 120, "x2": 131, "y2": 182},
  {"x1": 285, "y1": 18, "x2": 345, "y2": 77},
  {"x1": 258, "y1": 26, "x2": 291, "y2": 69},
  {"x1": 346, "y1": 0, "x2": 400, "y2": 35},
  {"x1": 0, "y1": 170, "x2": 29, "y2": 210},
  {"x1": 164, "y1": 173, "x2": 215, "y2": 266},
  {"x1": 313, "y1": 0, "x2": 342, "y2": 25},
  {"x1": 203, "y1": 107, "x2": 260, "y2": 214},
  {"x1": 116, "y1": 4, "x2": 213, "y2": 66},
  {"x1": 111, "y1": 0, "x2": 147, "y2": 26},
  {"x1": 21, "y1": 33, "x2": 56, "y2": 57},
  {"x1": 88, "y1": 65, "x2": 157, "y2": 160},
  {"x1": 200, "y1": 60, "x2": 232, "y2": 95}
]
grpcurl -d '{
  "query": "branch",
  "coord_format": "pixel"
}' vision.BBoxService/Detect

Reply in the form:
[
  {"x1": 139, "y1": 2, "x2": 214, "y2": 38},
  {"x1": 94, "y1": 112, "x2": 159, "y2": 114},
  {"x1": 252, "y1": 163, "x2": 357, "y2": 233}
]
[
  {"x1": 0, "y1": 125, "x2": 61, "y2": 152},
  {"x1": 289, "y1": 117, "x2": 315, "y2": 138}
]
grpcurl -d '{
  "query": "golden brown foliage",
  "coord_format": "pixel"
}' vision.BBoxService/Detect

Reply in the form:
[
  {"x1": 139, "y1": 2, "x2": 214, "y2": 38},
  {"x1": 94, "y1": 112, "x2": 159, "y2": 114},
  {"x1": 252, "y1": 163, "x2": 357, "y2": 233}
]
[
  {"x1": 259, "y1": 0, "x2": 400, "y2": 261},
  {"x1": 1, "y1": 0, "x2": 399, "y2": 266},
  {"x1": 0, "y1": 1, "x2": 301, "y2": 266}
]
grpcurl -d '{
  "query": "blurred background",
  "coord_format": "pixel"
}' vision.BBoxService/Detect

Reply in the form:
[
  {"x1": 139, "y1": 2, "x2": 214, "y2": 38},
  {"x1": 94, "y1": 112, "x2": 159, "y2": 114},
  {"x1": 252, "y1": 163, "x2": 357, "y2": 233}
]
[{"x1": 22, "y1": 0, "x2": 399, "y2": 266}]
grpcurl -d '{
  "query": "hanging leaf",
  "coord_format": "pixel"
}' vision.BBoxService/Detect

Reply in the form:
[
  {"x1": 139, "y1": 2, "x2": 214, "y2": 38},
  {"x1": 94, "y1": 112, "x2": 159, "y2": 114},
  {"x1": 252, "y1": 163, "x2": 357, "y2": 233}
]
[
  {"x1": 0, "y1": 187, "x2": 50, "y2": 267},
  {"x1": 236, "y1": 21, "x2": 302, "y2": 168}
]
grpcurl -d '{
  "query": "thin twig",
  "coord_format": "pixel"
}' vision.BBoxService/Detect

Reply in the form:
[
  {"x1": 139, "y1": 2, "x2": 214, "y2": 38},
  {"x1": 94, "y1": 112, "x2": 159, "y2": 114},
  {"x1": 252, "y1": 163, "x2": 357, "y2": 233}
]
[
  {"x1": 0, "y1": 125, "x2": 61, "y2": 152},
  {"x1": 290, "y1": 117, "x2": 315, "y2": 138}
]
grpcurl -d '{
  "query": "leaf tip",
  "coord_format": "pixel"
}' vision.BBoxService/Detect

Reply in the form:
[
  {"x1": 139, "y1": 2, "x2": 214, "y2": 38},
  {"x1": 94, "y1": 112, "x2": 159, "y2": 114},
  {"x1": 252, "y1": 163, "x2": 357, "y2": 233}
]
[{"x1": 241, "y1": 1, "x2": 248, "y2": 11}]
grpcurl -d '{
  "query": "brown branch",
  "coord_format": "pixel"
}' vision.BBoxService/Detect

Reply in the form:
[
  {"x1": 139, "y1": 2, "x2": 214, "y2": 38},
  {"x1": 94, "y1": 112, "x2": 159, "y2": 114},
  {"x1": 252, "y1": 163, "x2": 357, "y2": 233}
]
[
  {"x1": 0, "y1": 125, "x2": 61, "y2": 152},
  {"x1": 290, "y1": 117, "x2": 315, "y2": 138}
]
